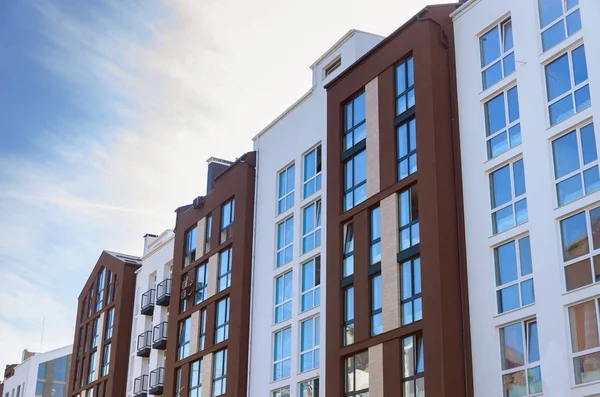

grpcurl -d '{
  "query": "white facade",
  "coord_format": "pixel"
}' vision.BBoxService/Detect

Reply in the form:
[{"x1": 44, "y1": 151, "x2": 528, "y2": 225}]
[
  {"x1": 126, "y1": 230, "x2": 174, "y2": 397},
  {"x1": 454, "y1": 0, "x2": 600, "y2": 395},
  {"x1": 2, "y1": 346, "x2": 72, "y2": 397},
  {"x1": 248, "y1": 30, "x2": 383, "y2": 397}
]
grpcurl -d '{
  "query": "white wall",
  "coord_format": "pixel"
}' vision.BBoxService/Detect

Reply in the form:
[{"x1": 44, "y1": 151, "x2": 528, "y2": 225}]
[
  {"x1": 454, "y1": 0, "x2": 600, "y2": 395},
  {"x1": 248, "y1": 31, "x2": 383, "y2": 397}
]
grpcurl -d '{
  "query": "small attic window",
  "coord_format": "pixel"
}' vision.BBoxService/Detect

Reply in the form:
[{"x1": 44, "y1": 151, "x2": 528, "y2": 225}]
[{"x1": 323, "y1": 56, "x2": 342, "y2": 79}]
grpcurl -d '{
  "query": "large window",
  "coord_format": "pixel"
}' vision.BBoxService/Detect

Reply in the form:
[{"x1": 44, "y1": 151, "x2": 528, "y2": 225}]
[
  {"x1": 344, "y1": 92, "x2": 366, "y2": 150},
  {"x1": 221, "y1": 199, "x2": 235, "y2": 243},
  {"x1": 344, "y1": 286, "x2": 355, "y2": 346},
  {"x1": 545, "y1": 44, "x2": 590, "y2": 126},
  {"x1": 304, "y1": 145, "x2": 322, "y2": 199},
  {"x1": 569, "y1": 299, "x2": 600, "y2": 384},
  {"x1": 213, "y1": 349, "x2": 227, "y2": 396},
  {"x1": 274, "y1": 271, "x2": 293, "y2": 323},
  {"x1": 302, "y1": 256, "x2": 321, "y2": 312},
  {"x1": 215, "y1": 297, "x2": 230, "y2": 344},
  {"x1": 300, "y1": 316, "x2": 320, "y2": 372},
  {"x1": 490, "y1": 159, "x2": 527, "y2": 234},
  {"x1": 54, "y1": 356, "x2": 68, "y2": 381},
  {"x1": 485, "y1": 86, "x2": 521, "y2": 159},
  {"x1": 101, "y1": 343, "x2": 111, "y2": 377},
  {"x1": 190, "y1": 359, "x2": 202, "y2": 397},
  {"x1": 278, "y1": 164, "x2": 295, "y2": 214},
  {"x1": 300, "y1": 378, "x2": 319, "y2": 397},
  {"x1": 397, "y1": 118, "x2": 417, "y2": 180},
  {"x1": 396, "y1": 56, "x2": 415, "y2": 115},
  {"x1": 495, "y1": 236, "x2": 535, "y2": 313},
  {"x1": 178, "y1": 317, "x2": 191, "y2": 360},
  {"x1": 343, "y1": 223, "x2": 355, "y2": 277},
  {"x1": 273, "y1": 327, "x2": 292, "y2": 381},
  {"x1": 539, "y1": 0, "x2": 581, "y2": 51},
  {"x1": 371, "y1": 274, "x2": 382, "y2": 336},
  {"x1": 560, "y1": 206, "x2": 600, "y2": 291},
  {"x1": 96, "y1": 267, "x2": 105, "y2": 312},
  {"x1": 218, "y1": 247, "x2": 232, "y2": 292},
  {"x1": 345, "y1": 351, "x2": 369, "y2": 397},
  {"x1": 195, "y1": 262, "x2": 208, "y2": 304},
  {"x1": 344, "y1": 151, "x2": 367, "y2": 211},
  {"x1": 402, "y1": 334, "x2": 425, "y2": 396},
  {"x1": 400, "y1": 257, "x2": 422, "y2": 326},
  {"x1": 500, "y1": 320, "x2": 542, "y2": 394},
  {"x1": 302, "y1": 200, "x2": 322, "y2": 253},
  {"x1": 277, "y1": 217, "x2": 294, "y2": 267},
  {"x1": 480, "y1": 18, "x2": 515, "y2": 89},
  {"x1": 399, "y1": 186, "x2": 420, "y2": 251},
  {"x1": 185, "y1": 226, "x2": 198, "y2": 266},
  {"x1": 552, "y1": 122, "x2": 599, "y2": 206},
  {"x1": 105, "y1": 308, "x2": 114, "y2": 340},
  {"x1": 370, "y1": 207, "x2": 381, "y2": 265},
  {"x1": 204, "y1": 215, "x2": 212, "y2": 254}
]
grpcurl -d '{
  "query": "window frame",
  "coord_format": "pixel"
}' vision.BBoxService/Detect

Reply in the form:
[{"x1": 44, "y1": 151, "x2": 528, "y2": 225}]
[
  {"x1": 345, "y1": 351, "x2": 369, "y2": 397},
  {"x1": 484, "y1": 85, "x2": 521, "y2": 159},
  {"x1": 101, "y1": 343, "x2": 111, "y2": 377},
  {"x1": 303, "y1": 145, "x2": 322, "y2": 199},
  {"x1": 299, "y1": 378, "x2": 319, "y2": 397},
  {"x1": 96, "y1": 267, "x2": 106, "y2": 312},
  {"x1": 190, "y1": 359, "x2": 203, "y2": 397},
  {"x1": 370, "y1": 207, "x2": 381, "y2": 265},
  {"x1": 499, "y1": 319, "x2": 542, "y2": 394},
  {"x1": 301, "y1": 256, "x2": 321, "y2": 312},
  {"x1": 274, "y1": 271, "x2": 293, "y2": 324},
  {"x1": 402, "y1": 334, "x2": 425, "y2": 395},
  {"x1": 494, "y1": 235, "x2": 535, "y2": 314},
  {"x1": 205, "y1": 215, "x2": 212, "y2": 254},
  {"x1": 105, "y1": 308, "x2": 114, "y2": 341},
  {"x1": 215, "y1": 296, "x2": 230, "y2": 344},
  {"x1": 343, "y1": 91, "x2": 367, "y2": 151},
  {"x1": 539, "y1": 0, "x2": 581, "y2": 52},
  {"x1": 199, "y1": 308, "x2": 207, "y2": 351},
  {"x1": 395, "y1": 56, "x2": 415, "y2": 116},
  {"x1": 272, "y1": 387, "x2": 291, "y2": 397},
  {"x1": 276, "y1": 216, "x2": 294, "y2": 268},
  {"x1": 343, "y1": 150, "x2": 367, "y2": 212},
  {"x1": 489, "y1": 159, "x2": 528, "y2": 235},
  {"x1": 184, "y1": 226, "x2": 198, "y2": 266},
  {"x1": 398, "y1": 185, "x2": 420, "y2": 252},
  {"x1": 220, "y1": 199, "x2": 235, "y2": 243},
  {"x1": 300, "y1": 316, "x2": 320, "y2": 373},
  {"x1": 195, "y1": 262, "x2": 209, "y2": 304},
  {"x1": 397, "y1": 117, "x2": 417, "y2": 181},
  {"x1": 343, "y1": 286, "x2": 355, "y2": 346},
  {"x1": 273, "y1": 327, "x2": 292, "y2": 381},
  {"x1": 302, "y1": 199, "x2": 322, "y2": 254},
  {"x1": 278, "y1": 164, "x2": 295, "y2": 214},
  {"x1": 177, "y1": 317, "x2": 191, "y2": 360},
  {"x1": 400, "y1": 256, "x2": 422, "y2": 326},
  {"x1": 480, "y1": 18, "x2": 515, "y2": 90},
  {"x1": 343, "y1": 223, "x2": 355, "y2": 277},
  {"x1": 88, "y1": 351, "x2": 97, "y2": 383},
  {"x1": 91, "y1": 318, "x2": 99, "y2": 349},
  {"x1": 212, "y1": 349, "x2": 227, "y2": 396},
  {"x1": 218, "y1": 247, "x2": 232, "y2": 292},
  {"x1": 371, "y1": 274, "x2": 383, "y2": 336}
]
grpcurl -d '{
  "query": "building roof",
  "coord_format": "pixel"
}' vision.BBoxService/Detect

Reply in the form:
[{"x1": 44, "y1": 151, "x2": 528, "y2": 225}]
[{"x1": 104, "y1": 250, "x2": 142, "y2": 266}]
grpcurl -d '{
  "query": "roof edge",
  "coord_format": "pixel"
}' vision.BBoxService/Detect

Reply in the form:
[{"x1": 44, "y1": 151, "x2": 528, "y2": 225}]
[{"x1": 450, "y1": 0, "x2": 480, "y2": 20}]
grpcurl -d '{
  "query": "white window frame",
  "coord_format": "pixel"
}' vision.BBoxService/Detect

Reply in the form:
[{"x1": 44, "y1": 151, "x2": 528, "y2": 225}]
[
  {"x1": 299, "y1": 378, "x2": 319, "y2": 397},
  {"x1": 278, "y1": 164, "x2": 295, "y2": 214},
  {"x1": 484, "y1": 85, "x2": 521, "y2": 160},
  {"x1": 539, "y1": 0, "x2": 581, "y2": 51},
  {"x1": 499, "y1": 319, "x2": 542, "y2": 395},
  {"x1": 300, "y1": 316, "x2": 320, "y2": 373},
  {"x1": 274, "y1": 271, "x2": 293, "y2": 324},
  {"x1": 303, "y1": 145, "x2": 322, "y2": 199},
  {"x1": 480, "y1": 18, "x2": 515, "y2": 90},
  {"x1": 276, "y1": 216, "x2": 294, "y2": 268},
  {"x1": 302, "y1": 200, "x2": 322, "y2": 254},
  {"x1": 568, "y1": 298, "x2": 600, "y2": 385},
  {"x1": 489, "y1": 159, "x2": 527, "y2": 235},
  {"x1": 494, "y1": 235, "x2": 535, "y2": 314},
  {"x1": 301, "y1": 256, "x2": 321, "y2": 312},
  {"x1": 272, "y1": 387, "x2": 290, "y2": 397},
  {"x1": 273, "y1": 327, "x2": 292, "y2": 381}
]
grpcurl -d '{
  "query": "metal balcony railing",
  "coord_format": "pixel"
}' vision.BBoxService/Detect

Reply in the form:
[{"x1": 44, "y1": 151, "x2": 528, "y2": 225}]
[
  {"x1": 152, "y1": 322, "x2": 168, "y2": 350},
  {"x1": 133, "y1": 374, "x2": 149, "y2": 397},
  {"x1": 136, "y1": 330, "x2": 151, "y2": 357},
  {"x1": 149, "y1": 367, "x2": 165, "y2": 395},
  {"x1": 140, "y1": 289, "x2": 155, "y2": 315},
  {"x1": 156, "y1": 279, "x2": 171, "y2": 306}
]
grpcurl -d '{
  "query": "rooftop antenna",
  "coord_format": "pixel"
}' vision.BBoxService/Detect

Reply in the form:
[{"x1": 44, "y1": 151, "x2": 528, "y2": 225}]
[{"x1": 40, "y1": 316, "x2": 45, "y2": 351}]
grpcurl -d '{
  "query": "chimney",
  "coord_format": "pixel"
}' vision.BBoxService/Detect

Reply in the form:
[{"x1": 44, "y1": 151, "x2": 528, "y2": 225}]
[
  {"x1": 206, "y1": 157, "x2": 233, "y2": 194},
  {"x1": 143, "y1": 234, "x2": 159, "y2": 256}
]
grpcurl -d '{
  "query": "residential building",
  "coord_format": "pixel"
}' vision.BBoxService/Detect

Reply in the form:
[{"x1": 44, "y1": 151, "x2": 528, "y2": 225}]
[
  {"x1": 325, "y1": 4, "x2": 472, "y2": 397},
  {"x1": 2, "y1": 346, "x2": 72, "y2": 397},
  {"x1": 248, "y1": 30, "x2": 383, "y2": 397},
  {"x1": 127, "y1": 230, "x2": 174, "y2": 397},
  {"x1": 453, "y1": 0, "x2": 600, "y2": 395},
  {"x1": 69, "y1": 251, "x2": 141, "y2": 397},
  {"x1": 163, "y1": 155, "x2": 256, "y2": 397}
]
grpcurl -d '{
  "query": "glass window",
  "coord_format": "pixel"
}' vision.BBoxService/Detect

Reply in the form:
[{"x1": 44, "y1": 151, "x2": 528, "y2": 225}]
[
  {"x1": 539, "y1": 0, "x2": 581, "y2": 51},
  {"x1": 485, "y1": 86, "x2": 521, "y2": 159},
  {"x1": 397, "y1": 118, "x2": 417, "y2": 180},
  {"x1": 195, "y1": 262, "x2": 209, "y2": 304},
  {"x1": 220, "y1": 199, "x2": 235, "y2": 243},
  {"x1": 396, "y1": 56, "x2": 415, "y2": 115},
  {"x1": 205, "y1": 215, "x2": 212, "y2": 254},
  {"x1": 490, "y1": 159, "x2": 528, "y2": 234},
  {"x1": 300, "y1": 316, "x2": 320, "y2": 372},
  {"x1": 399, "y1": 186, "x2": 420, "y2": 251},
  {"x1": 545, "y1": 45, "x2": 590, "y2": 125},
  {"x1": 105, "y1": 308, "x2": 114, "y2": 340},
  {"x1": 213, "y1": 349, "x2": 227, "y2": 396},
  {"x1": 274, "y1": 271, "x2": 293, "y2": 323},
  {"x1": 35, "y1": 382, "x2": 44, "y2": 396},
  {"x1": 273, "y1": 327, "x2": 292, "y2": 381},
  {"x1": 38, "y1": 362, "x2": 46, "y2": 379},
  {"x1": 495, "y1": 236, "x2": 535, "y2": 313},
  {"x1": 96, "y1": 267, "x2": 105, "y2": 312},
  {"x1": 272, "y1": 387, "x2": 290, "y2": 397},
  {"x1": 91, "y1": 319, "x2": 99, "y2": 349},
  {"x1": 569, "y1": 299, "x2": 600, "y2": 384},
  {"x1": 302, "y1": 256, "x2": 321, "y2": 312},
  {"x1": 101, "y1": 343, "x2": 111, "y2": 377},
  {"x1": 54, "y1": 356, "x2": 68, "y2": 381},
  {"x1": 344, "y1": 151, "x2": 367, "y2": 211},
  {"x1": 200, "y1": 308, "x2": 207, "y2": 351},
  {"x1": 345, "y1": 351, "x2": 369, "y2": 397},
  {"x1": 178, "y1": 317, "x2": 191, "y2": 360},
  {"x1": 344, "y1": 92, "x2": 367, "y2": 150},
  {"x1": 218, "y1": 247, "x2": 232, "y2": 292},
  {"x1": 215, "y1": 297, "x2": 230, "y2": 344},
  {"x1": 300, "y1": 378, "x2": 319, "y2": 397},
  {"x1": 371, "y1": 274, "x2": 383, "y2": 336},
  {"x1": 277, "y1": 217, "x2": 294, "y2": 267},
  {"x1": 370, "y1": 207, "x2": 381, "y2": 265},
  {"x1": 480, "y1": 18, "x2": 515, "y2": 89},
  {"x1": 402, "y1": 335, "x2": 425, "y2": 396},
  {"x1": 174, "y1": 367, "x2": 182, "y2": 396},
  {"x1": 278, "y1": 164, "x2": 295, "y2": 214},
  {"x1": 343, "y1": 223, "x2": 355, "y2": 277},
  {"x1": 190, "y1": 359, "x2": 202, "y2": 397},
  {"x1": 106, "y1": 270, "x2": 113, "y2": 305},
  {"x1": 344, "y1": 286, "x2": 355, "y2": 346},
  {"x1": 304, "y1": 145, "x2": 322, "y2": 199},
  {"x1": 400, "y1": 257, "x2": 422, "y2": 326},
  {"x1": 302, "y1": 200, "x2": 322, "y2": 253},
  {"x1": 185, "y1": 226, "x2": 197, "y2": 266},
  {"x1": 560, "y1": 206, "x2": 600, "y2": 291},
  {"x1": 552, "y1": 123, "x2": 599, "y2": 206},
  {"x1": 500, "y1": 320, "x2": 542, "y2": 394},
  {"x1": 88, "y1": 351, "x2": 96, "y2": 383}
]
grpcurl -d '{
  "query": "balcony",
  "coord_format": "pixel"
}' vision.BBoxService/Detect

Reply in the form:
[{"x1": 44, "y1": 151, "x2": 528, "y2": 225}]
[
  {"x1": 156, "y1": 279, "x2": 171, "y2": 306},
  {"x1": 149, "y1": 367, "x2": 165, "y2": 395},
  {"x1": 152, "y1": 322, "x2": 168, "y2": 350},
  {"x1": 136, "y1": 330, "x2": 151, "y2": 357},
  {"x1": 141, "y1": 289, "x2": 155, "y2": 315},
  {"x1": 134, "y1": 374, "x2": 149, "y2": 397}
]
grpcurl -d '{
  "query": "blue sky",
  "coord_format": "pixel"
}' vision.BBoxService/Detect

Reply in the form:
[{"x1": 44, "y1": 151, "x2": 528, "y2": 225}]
[{"x1": 0, "y1": 0, "x2": 452, "y2": 372}]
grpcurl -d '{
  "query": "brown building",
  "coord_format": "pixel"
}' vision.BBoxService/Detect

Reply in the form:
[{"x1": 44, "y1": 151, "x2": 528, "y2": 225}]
[
  {"x1": 69, "y1": 251, "x2": 141, "y2": 397},
  {"x1": 325, "y1": 4, "x2": 472, "y2": 397},
  {"x1": 163, "y1": 154, "x2": 256, "y2": 397}
]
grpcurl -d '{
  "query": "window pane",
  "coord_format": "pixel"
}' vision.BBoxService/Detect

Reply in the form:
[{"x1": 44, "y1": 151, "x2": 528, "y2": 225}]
[
  {"x1": 539, "y1": 0, "x2": 564, "y2": 28},
  {"x1": 575, "y1": 84, "x2": 591, "y2": 112},
  {"x1": 519, "y1": 236, "x2": 533, "y2": 275},
  {"x1": 528, "y1": 322, "x2": 540, "y2": 363},
  {"x1": 590, "y1": 207, "x2": 600, "y2": 250},
  {"x1": 513, "y1": 159, "x2": 526, "y2": 197},
  {"x1": 567, "y1": 9, "x2": 582, "y2": 36},
  {"x1": 542, "y1": 20, "x2": 566, "y2": 51},
  {"x1": 500, "y1": 323, "x2": 525, "y2": 369},
  {"x1": 585, "y1": 167, "x2": 600, "y2": 196},
  {"x1": 557, "y1": 174, "x2": 583, "y2": 206},
  {"x1": 407, "y1": 57, "x2": 414, "y2": 87},
  {"x1": 507, "y1": 87, "x2": 520, "y2": 123},
  {"x1": 401, "y1": 260, "x2": 413, "y2": 300},
  {"x1": 550, "y1": 95, "x2": 575, "y2": 125},
  {"x1": 396, "y1": 63, "x2": 406, "y2": 94},
  {"x1": 572, "y1": 46, "x2": 588, "y2": 85},
  {"x1": 481, "y1": 27, "x2": 501, "y2": 67},
  {"x1": 503, "y1": 52, "x2": 516, "y2": 76},
  {"x1": 566, "y1": 258, "x2": 593, "y2": 291},
  {"x1": 495, "y1": 241, "x2": 518, "y2": 285},
  {"x1": 561, "y1": 212, "x2": 589, "y2": 261},
  {"x1": 521, "y1": 279, "x2": 535, "y2": 306},
  {"x1": 485, "y1": 93, "x2": 506, "y2": 136},
  {"x1": 574, "y1": 351, "x2": 600, "y2": 384},
  {"x1": 502, "y1": 370, "x2": 527, "y2": 397},
  {"x1": 569, "y1": 300, "x2": 599, "y2": 352},
  {"x1": 402, "y1": 336, "x2": 415, "y2": 377},
  {"x1": 354, "y1": 150, "x2": 367, "y2": 184},
  {"x1": 503, "y1": 20, "x2": 514, "y2": 52},
  {"x1": 491, "y1": 165, "x2": 512, "y2": 208},
  {"x1": 581, "y1": 124, "x2": 598, "y2": 164},
  {"x1": 528, "y1": 366, "x2": 543, "y2": 394},
  {"x1": 483, "y1": 61, "x2": 502, "y2": 89},
  {"x1": 498, "y1": 284, "x2": 520, "y2": 313},
  {"x1": 546, "y1": 54, "x2": 571, "y2": 101},
  {"x1": 353, "y1": 93, "x2": 366, "y2": 125},
  {"x1": 509, "y1": 124, "x2": 522, "y2": 147},
  {"x1": 489, "y1": 132, "x2": 508, "y2": 158},
  {"x1": 553, "y1": 131, "x2": 579, "y2": 178}
]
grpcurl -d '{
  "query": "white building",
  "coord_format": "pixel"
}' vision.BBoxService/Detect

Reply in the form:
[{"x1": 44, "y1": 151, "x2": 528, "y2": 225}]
[
  {"x1": 126, "y1": 230, "x2": 174, "y2": 397},
  {"x1": 453, "y1": 0, "x2": 600, "y2": 395},
  {"x1": 248, "y1": 30, "x2": 383, "y2": 397},
  {"x1": 2, "y1": 346, "x2": 72, "y2": 397}
]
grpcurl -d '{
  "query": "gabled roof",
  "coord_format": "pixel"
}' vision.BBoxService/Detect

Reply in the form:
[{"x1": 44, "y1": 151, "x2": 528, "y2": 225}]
[{"x1": 103, "y1": 250, "x2": 142, "y2": 266}]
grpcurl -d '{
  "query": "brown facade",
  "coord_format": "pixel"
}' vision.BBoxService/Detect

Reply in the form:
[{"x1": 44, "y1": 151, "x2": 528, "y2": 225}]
[
  {"x1": 325, "y1": 5, "x2": 473, "y2": 397},
  {"x1": 163, "y1": 152, "x2": 256, "y2": 397},
  {"x1": 69, "y1": 251, "x2": 141, "y2": 397}
]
